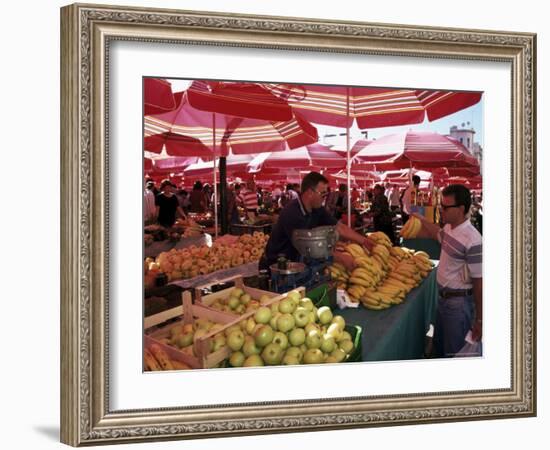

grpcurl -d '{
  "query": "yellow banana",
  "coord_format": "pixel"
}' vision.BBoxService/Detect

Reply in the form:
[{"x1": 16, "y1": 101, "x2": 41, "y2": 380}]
[
  {"x1": 348, "y1": 277, "x2": 372, "y2": 287},
  {"x1": 414, "y1": 251, "x2": 430, "y2": 259}
]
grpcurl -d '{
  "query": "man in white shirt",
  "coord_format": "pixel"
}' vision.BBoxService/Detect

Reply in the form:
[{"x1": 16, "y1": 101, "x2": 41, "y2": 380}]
[
  {"x1": 401, "y1": 175, "x2": 421, "y2": 221},
  {"x1": 413, "y1": 184, "x2": 482, "y2": 357}
]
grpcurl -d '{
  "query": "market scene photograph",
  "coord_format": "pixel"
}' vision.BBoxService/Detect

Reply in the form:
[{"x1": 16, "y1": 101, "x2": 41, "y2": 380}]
[{"x1": 142, "y1": 78, "x2": 484, "y2": 371}]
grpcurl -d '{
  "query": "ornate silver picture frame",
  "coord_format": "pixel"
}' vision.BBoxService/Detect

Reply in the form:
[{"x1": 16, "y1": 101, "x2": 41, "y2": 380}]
[{"x1": 60, "y1": 3, "x2": 536, "y2": 446}]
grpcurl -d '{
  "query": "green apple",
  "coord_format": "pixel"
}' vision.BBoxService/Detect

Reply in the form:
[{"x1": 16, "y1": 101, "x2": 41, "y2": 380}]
[
  {"x1": 287, "y1": 290, "x2": 302, "y2": 304},
  {"x1": 261, "y1": 342, "x2": 284, "y2": 365},
  {"x1": 236, "y1": 305, "x2": 247, "y2": 314},
  {"x1": 212, "y1": 334, "x2": 226, "y2": 352},
  {"x1": 326, "y1": 323, "x2": 343, "y2": 341},
  {"x1": 330, "y1": 347, "x2": 347, "y2": 362},
  {"x1": 272, "y1": 331, "x2": 289, "y2": 350},
  {"x1": 254, "y1": 306, "x2": 272, "y2": 324},
  {"x1": 254, "y1": 325, "x2": 274, "y2": 348},
  {"x1": 281, "y1": 354, "x2": 300, "y2": 365},
  {"x1": 270, "y1": 303, "x2": 280, "y2": 316},
  {"x1": 175, "y1": 332, "x2": 194, "y2": 348},
  {"x1": 242, "y1": 336, "x2": 261, "y2": 357},
  {"x1": 325, "y1": 355, "x2": 339, "y2": 364},
  {"x1": 289, "y1": 328, "x2": 306, "y2": 347},
  {"x1": 194, "y1": 318, "x2": 212, "y2": 330},
  {"x1": 240, "y1": 293, "x2": 252, "y2": 305},
  {"x1": 248, "y1": 300, "x2": 260, "y2": 310},
  {"x1": 340, "y1": 331, "x2": 353, "y2": 342},
  {"x1": 239, "y1": 320, "x2": 248, "y2": 331},
  {"x1": 278, "y1": 297, "x2": 296, "y2": 314},
  {"x1": 308, "y1": 311, "x2": 317, "y2": 324},
  {"x1": 303, "y1": 348, "x2": 325, "y2": 364},
  {"x1": 317, "y1": 306, "x2": 333, "y2": 325},
  {"x1": 243, "y1": 354, "x2": 264, "y2": 367},
  {"x1": 339, "y1": 339, "x2": 354, "y2": 354},
  {"x1": 300, "y1": 344, "x2": 308, "y2": 354},
  {"x1": 228, "y1": 296, "x2": 240, "y2": 310},
  {"x1": 227, "y1": 330, "x2": 245, "y2": 351},
  {"x1": 229, "y1": 351, "x2": 245, "y2": 367},
  {"x1": 193, "y1": 328, "x2": 209, "y2": 341},
  {"x1": 277, "y1": 313, "x2": 295, "y2": 333},
  {"x1": 245, "y1": 317, "x2": 257, "y2": 335},
  {"x1": 331, "y1": 315, "x2": 346, "y2": 331},
  {"x1": 231, "y1": 287, "x2": 244, "y2": 298},
  {"x1": 305, "y1": 329, "x2": 322, "y2": 349},
  {"x1": 259, "y1": 294, "x2": 271, "y2": 304},
  {"x1": 299, "y1": 297, "x2": 314, "y2": 311},
  {"x1": 320, "y1": 335, "x2": 336, "y2": 353},
  {"x1": 224, "y1": 324, "x2": 242, "y2": 338},
  {"x1": 285, "y1": 346, "x2": 303, "y2": 362},
  {"x1": 170, "y1": 326, "x2": 182, "y2": 338},
  {"x1": 305, "y1": 322, "x2": 321, "y2": 335},
  {"x1": 270, "y1": 312, "x2": 282, "y2": 330},
  {"x1": 293, "y1": 307, "x2": 310, "y2": 328}
]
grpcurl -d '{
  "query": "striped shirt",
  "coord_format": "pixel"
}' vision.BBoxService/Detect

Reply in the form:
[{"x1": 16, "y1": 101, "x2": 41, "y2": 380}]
[
  {"x1": 239, "y1": 188, "x2": 259, "y2": 211},
  {"x1": 437, "y1": 220, "x2": 482, "y2": 289}
]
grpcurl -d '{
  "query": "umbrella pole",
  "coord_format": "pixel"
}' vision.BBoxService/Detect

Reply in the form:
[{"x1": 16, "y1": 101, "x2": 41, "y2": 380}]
[
  {"x1": 346, "y1": 87, "x2": 351, "y2": 227},
  {"x1": 212, "y1": 113, "x2": 218, "y2": 239},
  {"x1": 220, "y1": 156, "x2": 228, "y2": 235}
]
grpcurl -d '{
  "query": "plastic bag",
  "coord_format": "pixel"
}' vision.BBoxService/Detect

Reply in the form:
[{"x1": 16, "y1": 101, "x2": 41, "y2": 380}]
[{"x1": 455, "y1": 331, "x2": 482, "y2": 357}]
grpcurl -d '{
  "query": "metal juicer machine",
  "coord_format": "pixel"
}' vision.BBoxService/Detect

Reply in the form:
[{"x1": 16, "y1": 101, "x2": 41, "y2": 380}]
[{"x1": 269, "y1": 225, "x2": 338, "y2": 293}]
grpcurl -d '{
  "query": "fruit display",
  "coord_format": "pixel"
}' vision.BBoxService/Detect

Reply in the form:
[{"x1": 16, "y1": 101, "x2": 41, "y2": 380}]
[
  {"x1": 329, "y1": 231, "x2": 434, "y2": 310},
  {"x1": 144, "y1": 232, "x2": 269, "y2": 282},
  {"x1": 399, "y1": 216, "x2": 422, "y2": 239},
  {"x1": 201, "y1": 286, "x2": 274, "y2": 316},
  {"x1": 143, "y1": 343, "x2": 192, "y2": 371},
  {"x1": 174, "y1": 218, "x2": 203, "y2": 238},
  {"x1": 206, "y1": 290, "x2": 357, "y2": 367}
]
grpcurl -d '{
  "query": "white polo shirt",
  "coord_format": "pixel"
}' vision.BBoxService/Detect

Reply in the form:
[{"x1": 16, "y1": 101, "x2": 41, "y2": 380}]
[{"x1": 437, "y1": 219, "x2": 482, "y2": 289}]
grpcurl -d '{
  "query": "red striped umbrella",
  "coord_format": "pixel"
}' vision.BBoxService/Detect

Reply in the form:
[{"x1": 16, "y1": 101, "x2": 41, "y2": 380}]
[
  {"x1": 183, "y1": 154, "x2": 255, "y2": 178},
  {"x1": 186, "y1": 80, "x2": 293, "y2": 121},
  {"x1": 247, "y1": 143, "x2": 346, "y2": 172},
  {"x1": 265, "y1": 84, "x2": 482, "y2": 129},
  {"x1": 352, "y1": 131, "x2": 479, "y2": 170},
  {"x1": 149, "y1": 156, "x2": 202, "y2": 174},
  {"x1": 144, "y1": 91, "x2": 318, "y2": 157},
  {"x1": 144, "y1": 78, "x2": 177, "y2": 116}
]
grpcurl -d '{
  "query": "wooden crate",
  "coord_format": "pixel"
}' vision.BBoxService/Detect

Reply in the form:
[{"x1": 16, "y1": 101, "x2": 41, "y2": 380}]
[
  {"x1": 194, "y1": 275, "x2": 280, "y2": 318},
  {"x1": 193, "y1": 286, "x2": 306, "y2": 364},
  {"x1": 144, "y1": 291, "x2": 237, "y2": 369}
]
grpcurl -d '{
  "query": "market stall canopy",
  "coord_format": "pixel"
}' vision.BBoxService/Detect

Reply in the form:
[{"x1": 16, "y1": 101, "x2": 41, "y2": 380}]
[
  {"x1": 144, "y1": 78, "x2": 178, "y2": 116},
  {"x1": 265, "y1": 84, "x2": 483, "y2": 128},
  {"x1": 145, "y1": 91, "x2": 318, "y2": 157},
  {"x1": 183, "y1": 154, "x2": 255, "y2": 178},
  {"x1": 352, "y1": 131, "x2": 480, "y2": 170},
  {"x1": 186, "y1": 80, "x2": 293, "y2": 121},
  {"x1": 149, "y1": 156, "x2": 202, "y2": 174},
  {"x1": 247, "y1": 143, "x2": 346, "y2": 173}
]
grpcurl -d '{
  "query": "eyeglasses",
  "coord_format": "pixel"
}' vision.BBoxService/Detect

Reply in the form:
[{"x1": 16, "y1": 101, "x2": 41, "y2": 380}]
[
  {"x1": 439, "y1": 203, "x2": 460, "y2": 211},
  {"x1": 312, "y1": 188, "x2": 328, "y2": 198}
]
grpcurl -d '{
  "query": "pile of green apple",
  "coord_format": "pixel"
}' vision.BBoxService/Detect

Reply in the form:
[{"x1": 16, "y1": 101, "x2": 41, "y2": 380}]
[
  {"x1": 219, "y1": 290, "x2": 355, "y2": 367},
  {"x1": 207, "y1": 287, "x2": 272, "y2": 316},
  {"x1": 162, "y1": 318, "x2": 228, "y2": 354}
]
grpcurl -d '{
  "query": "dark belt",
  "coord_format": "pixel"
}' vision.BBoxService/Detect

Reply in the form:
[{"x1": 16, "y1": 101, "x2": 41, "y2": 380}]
[{"x1": 439, "y1": 288, "x2": 473, "y2": 299}]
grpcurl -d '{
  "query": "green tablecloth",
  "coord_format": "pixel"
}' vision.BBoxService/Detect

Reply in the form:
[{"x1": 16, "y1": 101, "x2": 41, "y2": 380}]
[
  {"x1": 336, "y1": 268, "x2": 438, "y2": 362},
  {"x1": 401, "y1": 238, "x2": 441, "y2": 259}
]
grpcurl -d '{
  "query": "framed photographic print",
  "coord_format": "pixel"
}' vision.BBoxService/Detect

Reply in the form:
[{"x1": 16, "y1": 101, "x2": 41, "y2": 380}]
[{"x1": 60, "y1": 3, "x2": 536, "y2": 446}]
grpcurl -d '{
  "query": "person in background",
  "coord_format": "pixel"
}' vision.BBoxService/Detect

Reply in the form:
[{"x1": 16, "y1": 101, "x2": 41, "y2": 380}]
[
  {"x1": 239, "y1": 179, "x2": 259, "y2": 219},
  {"x1": 189, "y1": 181, "x2": 208, "y2": 213},
  {"x1": 202, "y1": 183, "x2": 213, "y2": 210},
  {"x1": 370, "y1": 184, "x2": 396, "y2": 244},
  {"x1": 175, "y1": 188, "x2": 190, "y2": 213},
  {"x1": 412, "y1": 184, "x2": 482, "y2": 357},
  {"x1": 144, "y1": 180, "x2": 157, "y2": 224},
  {"x1": 401, "y1": 174, "x2": 421, "y2": 224},
  {"x1": 279, "y1": 183, "x2": 298, "y2": 209},
  {"x1": 155, "y1": 179, "x2": 187, "y2": 228},
  {"x1": 333, "y1": 184, "x2": 348, "y2": 220},
  {"x1": 227, "y1": 183, "x2": 241, "y2": 225},
  {"x1": 351, "y1": 187, "x2": 360, "y2": 205},
  {"x1": 388, "y1": 183, "x2": 401, "y2": 212},
  {"x1": 259, "y1": 172, "x2": 376, "y2": 273}
]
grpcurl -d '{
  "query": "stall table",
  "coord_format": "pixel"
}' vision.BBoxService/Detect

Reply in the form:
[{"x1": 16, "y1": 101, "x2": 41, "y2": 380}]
[{"x1": 336, "y1": 268, "x2": 438, "y2": 362}]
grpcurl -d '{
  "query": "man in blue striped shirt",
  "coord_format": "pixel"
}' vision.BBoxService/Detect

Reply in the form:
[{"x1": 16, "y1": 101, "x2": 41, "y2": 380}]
[{"x1": 413, "y1": 184, "x2": 482, "y2": 357}]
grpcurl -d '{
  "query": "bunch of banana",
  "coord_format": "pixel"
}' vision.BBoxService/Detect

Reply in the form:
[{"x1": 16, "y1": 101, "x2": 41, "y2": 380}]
[
  {"x1": 371, "y1": 244, "x2": 391, "y2": 271},
  {"x1": 411, "y1": 251, "x2": 434, "y2": 277},
  {"x1": 400, "y1": 216, "x2": 422, "y2": 239},
  {"x1": 344, "y1": 243, "x2": 368, "y2": 259},
  {"x1": 329, "y1": 262, "x2": 350, "y2": 289},
  {"x1": 360, "y1": 289, "x2": 391, "y2": 310},
  {"x1": 367, "y1": 231, "x2": 393, "y2": 249}
]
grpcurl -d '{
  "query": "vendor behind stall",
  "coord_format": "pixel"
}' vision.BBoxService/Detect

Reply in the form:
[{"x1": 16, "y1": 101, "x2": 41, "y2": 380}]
[{"x1": 259, "y1": 172, "x2": 375, "y2": 272}]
